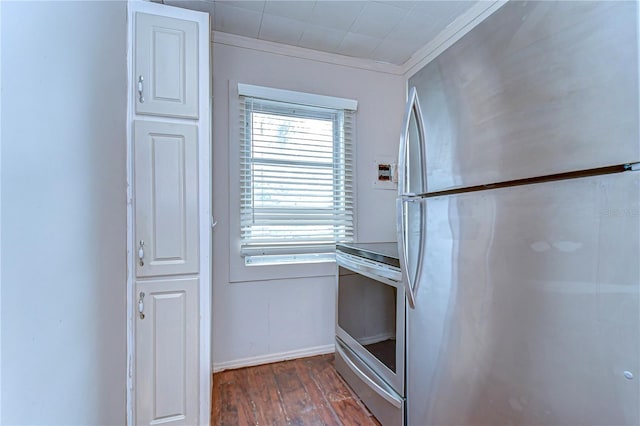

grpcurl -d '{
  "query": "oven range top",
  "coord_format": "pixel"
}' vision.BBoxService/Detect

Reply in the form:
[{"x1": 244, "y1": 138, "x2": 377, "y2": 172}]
[{"x1": 335, "y1": 242, "x2": 399, "y2": 268}]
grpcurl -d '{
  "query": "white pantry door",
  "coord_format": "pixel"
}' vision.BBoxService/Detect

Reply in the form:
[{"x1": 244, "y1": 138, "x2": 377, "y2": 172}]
[
  {"x1": 134, "y1": 120, "x2": 200, "y2": 426},
  {"x1": 135, "y1": 12, "x2": 199, "y2": 119},
  {"x1": 135, "y1": 278, "x2": 198, "y2": 426},
  {"x1": 134, "y1": 120, "x2": 199, "y2": 278}
]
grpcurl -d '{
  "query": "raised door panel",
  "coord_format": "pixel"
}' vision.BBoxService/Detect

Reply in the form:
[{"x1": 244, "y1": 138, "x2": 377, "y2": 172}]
[
  {"x1": 135, "y1": 12, "x2": 198, "y2": 118},
  {"x1": 136, "y1": 278, "x2": 199, "y2": 426},
  {"x1": 135, "y1": 120, "x2": 199, "y2": 277}
]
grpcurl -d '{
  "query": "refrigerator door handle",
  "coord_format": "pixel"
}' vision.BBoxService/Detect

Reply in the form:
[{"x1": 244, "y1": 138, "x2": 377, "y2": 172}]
[
  {"x1": 397, "y1": 86, "x2": 427, "y2": 197},
  {"x1": 396, "y1": 198, "x2": 417, "y2": 309},
  {"x1": 397, "y1": 94, "x2": 409, "y2": 196}
]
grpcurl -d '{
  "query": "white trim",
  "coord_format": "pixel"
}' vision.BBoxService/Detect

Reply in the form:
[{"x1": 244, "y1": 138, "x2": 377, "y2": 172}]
[
  {"x1": 126, "y1": 2, "x2": 211, "y2": 426},
  {"x1": 238, "y1": 83, "x2": 358, "y2": 111},
  {"x1": 213, "y1": 31, "x2": 404, "y2": 76},
  {"x1": 197, "y1": 13, "x2": 212, "y2": 426},
  {"x1": 213, "y1": 344, "x2": 335, "y2": 373},
  {"x1": 125, "y1": 3, "x2": 134, "y2": 424},
  {"x1": 0, "y1": 2, "x2": 3, "y2": 421},
  {"x1": 354, "y1": 332, "x2": 396, "y2": 347},
  {"x1": 402, "y1": 1, "x2": 507, "y2": 77}
]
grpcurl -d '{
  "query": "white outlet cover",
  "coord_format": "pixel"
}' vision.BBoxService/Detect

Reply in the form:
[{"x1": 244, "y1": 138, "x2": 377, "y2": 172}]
[{"x1": 373, "y1": 157, "x2": 398, "y2": 190}]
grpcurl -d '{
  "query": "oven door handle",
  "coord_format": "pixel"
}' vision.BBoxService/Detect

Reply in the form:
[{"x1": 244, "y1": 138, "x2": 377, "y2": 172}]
[{"x1": 336, "y1": 343, "x2": 402, "y2": 409}]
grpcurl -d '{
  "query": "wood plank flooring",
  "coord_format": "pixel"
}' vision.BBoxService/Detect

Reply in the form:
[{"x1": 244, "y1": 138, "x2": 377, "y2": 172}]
[{"x1": 212, "y1": 353, "x2": 382, "y2": 426}]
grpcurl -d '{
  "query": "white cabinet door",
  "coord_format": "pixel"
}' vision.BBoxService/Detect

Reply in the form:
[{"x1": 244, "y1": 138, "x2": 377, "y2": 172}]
[
  {"x1": 136, "y1": 278, "x2": 199, "y2": 426},
  {"x1": 135, "y1": 12, "x2": 199, "y2": 119},
  {"x1": 135, "y1": 120, "x2": 199, "y2": 277}
]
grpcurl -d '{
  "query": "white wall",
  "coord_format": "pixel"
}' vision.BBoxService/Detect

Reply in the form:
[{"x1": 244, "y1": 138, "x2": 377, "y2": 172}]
[
  {"x1": 1, "y1": 2, "x2": 127, "y2": 424},
  {"x1": 212, "y1": 37, "x2": 405, "y2": 369}
]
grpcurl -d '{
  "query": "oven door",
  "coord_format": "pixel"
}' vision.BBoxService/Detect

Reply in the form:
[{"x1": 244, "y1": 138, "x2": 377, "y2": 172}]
[{"x1": 335, "y1": 251, "x2": 405, "y2": 396}]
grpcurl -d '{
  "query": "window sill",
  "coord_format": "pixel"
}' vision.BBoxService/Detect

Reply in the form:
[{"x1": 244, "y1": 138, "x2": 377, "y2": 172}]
[{"x1": 229, "y1": 257, "x2": 337, "y2": 283}]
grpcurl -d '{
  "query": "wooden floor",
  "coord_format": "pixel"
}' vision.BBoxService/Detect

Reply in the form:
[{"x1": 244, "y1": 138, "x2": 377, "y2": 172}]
[{"x1": 212, "y1": 353, "x2": 382, "y2": 426}]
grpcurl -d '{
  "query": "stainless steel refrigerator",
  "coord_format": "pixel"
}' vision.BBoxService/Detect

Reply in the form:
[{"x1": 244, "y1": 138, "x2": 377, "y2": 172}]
[{"x1": 396, "y1": 2, "x2": 639, "y2": 425}]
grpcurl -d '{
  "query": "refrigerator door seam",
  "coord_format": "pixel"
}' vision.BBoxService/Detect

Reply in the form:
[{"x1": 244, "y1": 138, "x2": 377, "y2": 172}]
[{"x1": 419, "y1": 164, "x2": 632, "y2": 198}]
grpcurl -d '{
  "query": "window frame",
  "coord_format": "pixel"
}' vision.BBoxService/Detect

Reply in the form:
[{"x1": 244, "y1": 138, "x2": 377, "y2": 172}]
[{"x1": 228, "y1": 81, "x2": 358, "y2": 282}]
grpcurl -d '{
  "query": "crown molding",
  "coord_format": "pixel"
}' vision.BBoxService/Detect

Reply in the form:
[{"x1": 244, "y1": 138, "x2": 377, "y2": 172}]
[
  {"x1": 401, "y1": 0, "x2": 508, "y2": 77},
  {"x1": 211, "y1": 1, "x2": 506, "y2": 80},
  {"x1": 212, "y1": 31, "x2": 405, "y2": 76}
]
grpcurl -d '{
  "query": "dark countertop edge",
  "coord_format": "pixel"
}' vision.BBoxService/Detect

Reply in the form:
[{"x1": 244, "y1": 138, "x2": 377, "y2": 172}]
[{"x1": 336, "y1": 242, "x2": 400, "y2": 268}]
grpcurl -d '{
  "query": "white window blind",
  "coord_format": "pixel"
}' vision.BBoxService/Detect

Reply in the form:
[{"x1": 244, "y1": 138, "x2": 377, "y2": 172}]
[{"x1": 239, "y1": 92, "x2": 355, "y2": 265}]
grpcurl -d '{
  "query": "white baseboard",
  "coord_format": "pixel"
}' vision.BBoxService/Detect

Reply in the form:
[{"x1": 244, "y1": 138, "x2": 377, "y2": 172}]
[
  {"x1": 356, "y1": 332, "x2": 395, "y2": 346},
  {"x1": 212, "y1": 344, "x2": 335, "y2": 373}
]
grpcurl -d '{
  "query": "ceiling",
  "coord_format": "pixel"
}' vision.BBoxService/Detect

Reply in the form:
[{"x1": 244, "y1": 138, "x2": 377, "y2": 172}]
[{"x1": 162, "y1": 0, "x2": 478, "y2": 65}]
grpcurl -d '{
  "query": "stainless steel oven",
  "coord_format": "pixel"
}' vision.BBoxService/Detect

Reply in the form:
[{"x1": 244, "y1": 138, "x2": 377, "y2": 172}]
[{"x1": 335, "y1": 243, "x2": 405, "y2": 426}]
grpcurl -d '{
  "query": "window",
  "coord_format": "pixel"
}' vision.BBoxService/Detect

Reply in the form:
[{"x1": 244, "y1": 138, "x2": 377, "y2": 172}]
[{"x1": 238, "y1": 84, "x2": 356, "y2": 265}]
